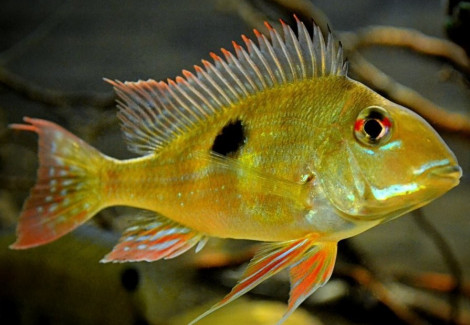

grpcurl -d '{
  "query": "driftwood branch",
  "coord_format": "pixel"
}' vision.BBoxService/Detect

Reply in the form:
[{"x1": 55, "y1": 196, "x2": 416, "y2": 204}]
[
  {"x1": 0, "y1": 66, "x2": 115, "y2": 108},
  {"x1": 340, "y1": 26, "x2": 470, "y2": 74},
  {"x1": 347, "y1": 53, "x2": 470, "y2": 136}
]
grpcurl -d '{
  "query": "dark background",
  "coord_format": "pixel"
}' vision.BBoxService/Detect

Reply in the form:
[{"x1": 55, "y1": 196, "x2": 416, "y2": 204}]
[{"x1": 0, "y1": 1, "x2": 469, "y2": 324}]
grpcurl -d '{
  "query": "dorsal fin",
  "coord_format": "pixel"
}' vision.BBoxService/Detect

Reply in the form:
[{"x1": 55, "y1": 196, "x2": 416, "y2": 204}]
[{"x1": 107, "y1": 16, "x2": 347, "y2": 155}]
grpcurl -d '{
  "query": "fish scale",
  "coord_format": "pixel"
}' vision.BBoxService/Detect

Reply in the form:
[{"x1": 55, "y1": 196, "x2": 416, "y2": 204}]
[{"x1": 10, "y1": 16, "x2": 461, "y2": 324}]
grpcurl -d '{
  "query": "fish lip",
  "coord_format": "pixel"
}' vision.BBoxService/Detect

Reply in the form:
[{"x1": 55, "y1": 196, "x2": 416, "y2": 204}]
[
  {"x1": 428, "y1": 164, "x2": 462, "y2": 179},
  {"x1": 425, "y1": 164, "x2": 462, "y2": 187}
]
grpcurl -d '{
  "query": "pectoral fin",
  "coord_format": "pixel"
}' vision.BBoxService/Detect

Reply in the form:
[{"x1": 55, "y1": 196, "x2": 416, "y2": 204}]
[
  {"x1": 190, "y1": 236, "x2": 337, "y2": 325},
  {"x1": 101, "y1": 215, "x2": 207, "y2": 263}
]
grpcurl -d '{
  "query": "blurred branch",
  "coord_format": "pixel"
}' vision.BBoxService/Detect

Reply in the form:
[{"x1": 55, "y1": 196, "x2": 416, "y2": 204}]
[
  {"x1": 337, "y1": 264, "x2": 470, "y2": 325},
  {"x1": 266, "y1": 0, "x2": 331, "y2": 33},
  {"x1": 340, "y1": 26, "x2": 470, "y2": 74},
  {"x1": 0, "y1": 66, "x2": 115, "y2": 108},
  {"x1": 397, "y1": 271, "x2": 470, "y2": 298},
  {"x1": 345, "y1": 266, "x2": 427, "y2": 325},
  {"x1": 218, "y1": 0, "x2": 269, "y2": 34},
  {"x1": 0, "y1": 0, "x2": 114, "y2": 109},
  {"x1": 218, "y1": 0, "x2": 330, "y2": 35},
  {"x1": 413, "y1": 209, "x2": 463, "y2": 325},
  {"x1": 0, "y1": 0, "x2": 75, "y2": 65}
]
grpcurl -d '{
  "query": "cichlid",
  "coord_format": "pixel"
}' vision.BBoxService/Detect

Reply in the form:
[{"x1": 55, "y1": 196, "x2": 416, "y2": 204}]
[{"x1": 10, "y1": 17, "x2": 461, "y2": 324}]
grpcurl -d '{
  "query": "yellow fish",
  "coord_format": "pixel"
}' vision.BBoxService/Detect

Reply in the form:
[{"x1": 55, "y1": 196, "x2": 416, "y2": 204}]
[{"x1": 10, "y1": 17, "x2": 461, "y2": 324}]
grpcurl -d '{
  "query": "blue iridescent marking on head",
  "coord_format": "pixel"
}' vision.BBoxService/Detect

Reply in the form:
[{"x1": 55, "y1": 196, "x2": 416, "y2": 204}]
[{"x1": 379, "y1": 140, "x2": 402, "y2": 151}]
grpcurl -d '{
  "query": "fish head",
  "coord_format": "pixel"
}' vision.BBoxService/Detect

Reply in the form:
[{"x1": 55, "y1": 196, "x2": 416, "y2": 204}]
[{"x1": 316, "y1": 81, "x2": 461, "y2": 224}]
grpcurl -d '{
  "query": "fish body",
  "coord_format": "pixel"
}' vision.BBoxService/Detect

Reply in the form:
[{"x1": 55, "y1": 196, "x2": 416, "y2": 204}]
[
  {"x1": 10, "y1": 17, "x2": 461, "y2": 324},
  {"x1": 103, "y1": 77, "x2": 366, "y2": 242}
]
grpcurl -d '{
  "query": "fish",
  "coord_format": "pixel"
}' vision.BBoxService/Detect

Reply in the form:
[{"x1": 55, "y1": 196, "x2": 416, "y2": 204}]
[{"x1": 9, "y1": 16, "x2": 462, "y2": 324}]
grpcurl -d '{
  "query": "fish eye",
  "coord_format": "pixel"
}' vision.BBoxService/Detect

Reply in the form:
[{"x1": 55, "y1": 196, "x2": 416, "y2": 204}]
[{"x1": 354, "y1": 106, "x2": 392, "y2": 146}]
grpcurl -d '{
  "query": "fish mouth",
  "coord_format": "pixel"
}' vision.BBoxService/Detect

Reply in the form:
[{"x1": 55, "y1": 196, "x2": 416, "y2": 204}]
[
  {"x1": 338, "y1": 164, "x2": 462, "y2": 223},
  {"x1": 380, "y1": 164, "x2": 462, "y2": 220},
  {"x1": 423, "y1": 164, "x2": 462, "y2": 188}
]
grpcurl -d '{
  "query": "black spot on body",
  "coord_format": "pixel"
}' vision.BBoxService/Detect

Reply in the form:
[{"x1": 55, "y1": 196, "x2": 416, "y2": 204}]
[
  {"x1": 121, "y1": 267, "x2": 140, "y2": 292},
  {"x1": 211, "y1": 120, "x2": 245, "y2": 156}
]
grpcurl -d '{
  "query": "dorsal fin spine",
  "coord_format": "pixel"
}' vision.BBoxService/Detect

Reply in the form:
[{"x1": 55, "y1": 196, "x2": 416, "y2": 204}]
[
  {"x1": 210, "y1": 52, "x2": 242, "y2": 98},
  {"x1": 254, "y1": 32, "x2": 278, "y2": 86},
  {"x1": 336, "y1": 42, "x2": 345, "y2": 75},
  {"x1": 166, "y1": 79, "x2": 199, "y2": 126},
  {"x1": 211, "y1": 52, "x2": 250, "y2": 98},
  {"x1": 194, "y1": 65, "x2": 227, "y2": 109},
  {"x1": 242, "y1": 34, "x2": 271, "y2": 90},
  {"x1": 202, "y1": 59, "x2": 233, "y2": 102},
  {"x1": 268, "y1": 21, "x2": 295, "y2": 82},
  {"x1": 326, "y1": 33, "x2": 335, "y2": 75},
  {"x1": 282, "y1": 19, "x2": 305, "y2": 80},
  {"x1": 110, "y1": 18, "x2": 348, "y2": 154},
  {"x1": 134, "y1": 82, "x2": 164, "y2": 133},
  {"x1": 175, "y1": 76, "x2": 210, "y2": 119},
  {"x1": 275, "y1": 20, "x2": 298, "y2": 82},
  {"x1": 313, "y1": 27, "x2": 326, "y2": 77},
  {"x1": 115, "y1": 88, "x2": 155, "y2": 137},
  {"x1": 221, "y1": 47, "x2": 257, "y2": 94},
  {"x1": 133, "y1": 81, "x2": 168, "y2": 127},
  {"x1": 201, "y1": 60, "x2": 235, "y2": 105},
  {"x1": 171, "y1": 77, "x2": 207, "y2": 123},
  {"x1": 112, "y1": 81, "x2": 166, "y2": 152},
  {"x1": 296, "y1": 19, "x2": 315, "y2": 79},
  {"x1": 152, "y1": 83, "x2": 184, "y2": 138},
  {"x1": 182, "y1": 70, "x2": 216, "y2": 117},
  {"x1": 154, "y1": 82, "x2": 188, "y2": 134},
  {"x1": 262, "y1": 23, "x2": 286, "y2": 84},
  {"x1": 138, "y1": 81, "x2": 161, "y2": 123},
  {"x1": 239, "y1": 35, "x2": 267, "y2": 93},
  {"x1": 204, "y1": 57, "x2": 240, "y2": 102},
  {"x1": 225, "y1": 48, "x2": 254, "y2": 96},
  {"x1": 233, "y1": 40, "x2": 266, "y2": 91}
]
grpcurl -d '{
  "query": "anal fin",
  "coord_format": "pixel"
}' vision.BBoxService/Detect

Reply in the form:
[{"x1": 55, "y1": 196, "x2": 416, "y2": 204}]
[
  {"x1": 190, "y1": 236, "x2": 337, "y2": 325},
  {"x1": 101, "y1": 216, "x2": 207, "y2": 263}
]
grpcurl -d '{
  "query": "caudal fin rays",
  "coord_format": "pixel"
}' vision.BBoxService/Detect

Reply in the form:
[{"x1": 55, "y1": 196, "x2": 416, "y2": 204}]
[{"x1": 10, "y1": 117, "x2": 105, "y2": 249}]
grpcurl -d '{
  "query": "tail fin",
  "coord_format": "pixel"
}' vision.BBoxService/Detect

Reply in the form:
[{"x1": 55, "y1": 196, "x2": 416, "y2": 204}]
[{"x1": 10, "y1": 117, "x2": 105, "y2": 249}]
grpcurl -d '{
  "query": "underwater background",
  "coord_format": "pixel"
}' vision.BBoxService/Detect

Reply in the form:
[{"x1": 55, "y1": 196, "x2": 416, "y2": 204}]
[{"x1": 1, "y1": 0, "x2": 469, "y2": 324}]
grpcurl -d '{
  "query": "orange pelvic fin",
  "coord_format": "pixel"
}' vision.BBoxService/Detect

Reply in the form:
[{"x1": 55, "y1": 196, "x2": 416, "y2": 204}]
[
  {"x1": 282, "y1": 242, "x2": 337, "y2": 323},
  {"x1": 190, "y1": 236, "x2": 337, "y2": 325},
  {"x1": 9, "y1": 117, "x2": 104, "y2": 249},
  {"x1": 101, "y1": 215, "x2": 208, "y2": 262}
]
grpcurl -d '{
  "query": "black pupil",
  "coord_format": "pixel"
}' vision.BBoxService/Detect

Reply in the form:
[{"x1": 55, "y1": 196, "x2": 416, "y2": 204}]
[{"x1": 364, "y1": 119, "x2": 383, "y2": 139}]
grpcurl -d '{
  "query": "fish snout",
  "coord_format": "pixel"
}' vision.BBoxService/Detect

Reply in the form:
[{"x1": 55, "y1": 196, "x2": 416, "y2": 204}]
[{"x1": 425, "y1": 164, "x2": 462, "y2": 188}]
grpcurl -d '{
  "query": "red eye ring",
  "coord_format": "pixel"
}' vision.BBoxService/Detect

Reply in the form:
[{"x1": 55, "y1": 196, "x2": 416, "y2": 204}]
[
  {"x1": 354, "y1": 106, "x2": 392, "y2": 146},
  {"x1": 354, "y1": 119, "x2": 365, "y2": 132}
]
